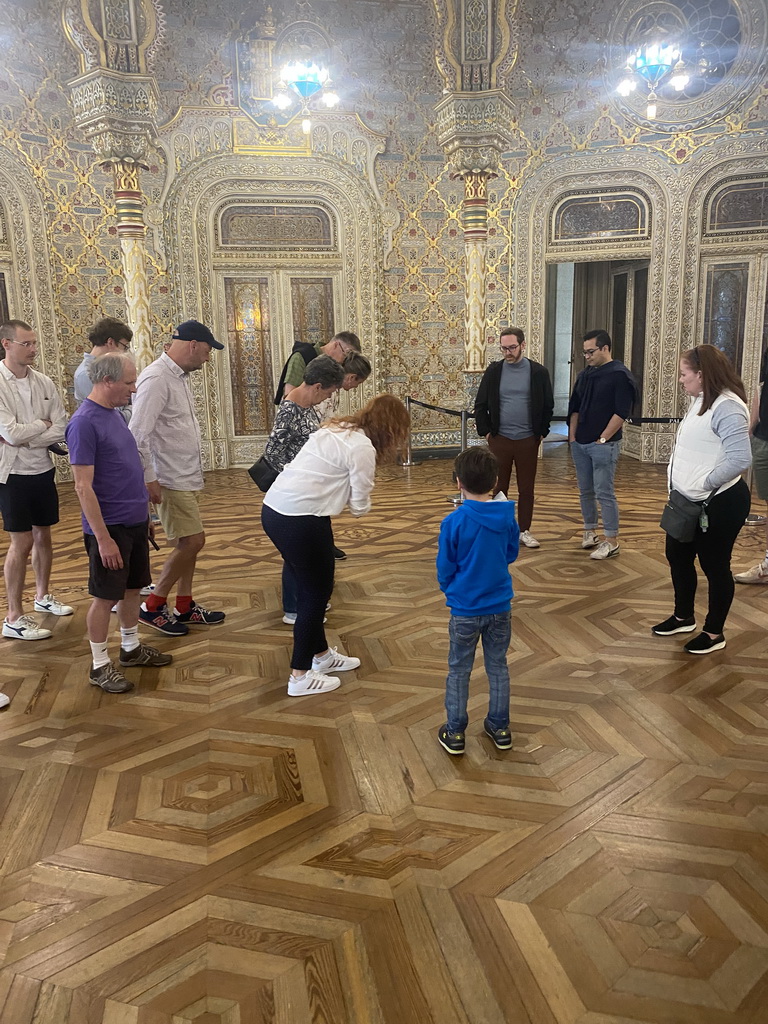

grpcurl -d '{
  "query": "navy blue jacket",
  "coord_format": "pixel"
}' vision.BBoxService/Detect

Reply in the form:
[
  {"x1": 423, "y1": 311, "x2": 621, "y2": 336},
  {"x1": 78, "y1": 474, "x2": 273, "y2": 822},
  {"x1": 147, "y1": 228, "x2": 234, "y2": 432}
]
[{"x1": 567, "y1": 360, "x2": 638, "y2": 443}]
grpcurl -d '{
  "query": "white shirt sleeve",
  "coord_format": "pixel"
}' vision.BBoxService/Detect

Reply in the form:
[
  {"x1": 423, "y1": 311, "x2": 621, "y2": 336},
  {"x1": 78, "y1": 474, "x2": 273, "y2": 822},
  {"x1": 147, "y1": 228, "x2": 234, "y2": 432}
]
[
  {"x1": 347, "y1": 439, "x2": 375, "y2": 516},
  {"x1": 129, "y1": 372, "x2": 165, "y2": 483}
]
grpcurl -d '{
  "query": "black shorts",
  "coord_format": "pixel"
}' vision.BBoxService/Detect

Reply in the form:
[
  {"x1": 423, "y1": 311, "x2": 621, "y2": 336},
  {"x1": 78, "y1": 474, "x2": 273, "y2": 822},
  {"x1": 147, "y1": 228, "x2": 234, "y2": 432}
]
[
  {"x1": 84, "y1": 520, "x2": 151, "y2": 601},
  {"x1": 0, "y1": 469, "x2": 59, "y2": 532}
]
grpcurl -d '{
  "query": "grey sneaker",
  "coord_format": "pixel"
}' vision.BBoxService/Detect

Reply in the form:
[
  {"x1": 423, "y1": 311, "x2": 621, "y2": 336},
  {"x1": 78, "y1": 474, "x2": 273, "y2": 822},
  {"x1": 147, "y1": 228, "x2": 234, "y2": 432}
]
[
  {"x1": 590, "y1": 540, "x2": 620, "y2": 560},
  {"x1": 119, "y1": 643, "x2": 173, "y2": 667},
  {"x1": 734, "y1": 561, "x2": 768, "y2": 584},
  {"x1": 89, "y1": 662, "x2": 134, "y2": 693},
  {"x1": 520, "y1": 530, "x2": 541, "y2": 548},
  {"x1": 581, "y1": 530, "x2": 599, "y2": 549}
]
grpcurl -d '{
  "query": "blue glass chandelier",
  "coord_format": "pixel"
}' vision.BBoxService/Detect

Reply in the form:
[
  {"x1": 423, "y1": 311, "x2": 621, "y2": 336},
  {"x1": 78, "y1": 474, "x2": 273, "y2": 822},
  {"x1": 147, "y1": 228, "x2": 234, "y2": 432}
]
[
  {"x1": 272, "y1": 61, "x2": 339, "y2": 133},
  {"x1": 617, "y1": 41, "x2": 689, "y2": 118}
]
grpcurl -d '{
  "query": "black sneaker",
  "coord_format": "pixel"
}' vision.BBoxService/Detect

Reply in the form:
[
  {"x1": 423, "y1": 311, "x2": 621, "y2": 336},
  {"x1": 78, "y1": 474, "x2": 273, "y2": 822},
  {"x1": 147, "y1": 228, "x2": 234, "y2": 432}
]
[
  {"x1": 438, "y1": 724, "x2": 465, "y2": 755},
  {"x1": 139, "y1": 603, "x2": 189, "y2": 636},
  {"x1": 684, "y1": 632, "x2": 726, "y2": 654},
  {"x1": 651, "y1": 615, "x2": 696, "y2": 636},
  {"x1": 119, "y1": 643, "x2": 173, "y2": 667},
  {"x1": 173, "y1": 601, "x2": 225, "y2": 625},
  {"x1": 484, "y1": 720, "x2": 513, "y2": 750},
  {"x1": 89, "y1": 663, "x2": 134, "y2": 693},
  {"x1": 333, "y1": 545, "x2": 347, "y2": 560}
]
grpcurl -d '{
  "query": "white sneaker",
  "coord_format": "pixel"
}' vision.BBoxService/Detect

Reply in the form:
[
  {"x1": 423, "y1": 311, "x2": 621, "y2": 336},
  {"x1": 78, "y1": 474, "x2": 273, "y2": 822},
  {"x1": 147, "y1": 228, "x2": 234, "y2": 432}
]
[
  {"x1": 140, "y1": 584, "x2": 155, "y2": 596},
  {"x1": 287, "y1": 670, "x2": 341, "y2": 696},
  {"x1": 581, "y1": 530, "x2": 599, "y2": 549},
  {"x1": 590, "y1": 540, "x2": 620, "y2": 560},
  {"x1": 734, "y1": 561, "x2": 768, "y2": 584},
  {"x1": 282, "y1": 613, "x2": 327, "y2": 625},
  {"x1": 312, "y1": 646, "x2": 361, "y2": 673},
  {"x1": 0, "y1": 692, "x2": 9, "y2": 709},
  {"x1": 520, "y1": 531, "x2": 540, "y2": 548},
  {"x1": 33, "y1": 594, "x2": 74, "y2": 616},
  {"x1": 2, "y1": 615, "x2": 52, "y2": 641}
]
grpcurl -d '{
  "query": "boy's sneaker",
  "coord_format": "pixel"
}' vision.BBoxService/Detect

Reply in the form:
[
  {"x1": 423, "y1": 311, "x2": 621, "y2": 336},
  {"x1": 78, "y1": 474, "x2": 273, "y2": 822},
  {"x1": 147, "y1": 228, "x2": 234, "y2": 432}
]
[
  {"x1": 684, "y1": 632, "x2": 726, "y2": 655},
  {"x1": 652, "y1": 615, "x2": 696, "y2": 636},
  {"x1": 484, "y1": 720, "x2": 513, "y2": 750},
  {"x1": 287, "y1": 670, "x2": 341, "y2": 696},
  {"x1": 2, "y1": 616, "x2": 52, "y2": 641},
  {"x1": 119, "y1": 643, "x2": 173, "y2": 667},
  {"x1": 89, "y1": 663, "x2": 134, "y2": 693},
  {"x1": 590, "y1": 541, "x2": 620, "y2": 560},
  {"x1": 581, "y1": 530, "x2": 599, "y2": 549},
  {"x1": 0, "y1": 692, "x2": 9, "y2": 709},
  {"x1": 520, "y1": 531, "x2": 540, "y2": 548},
  {"x1": 438, "y1": 724, "x2": 465, "y2": 755},
  {"x1": 333, "y1": 545, "x2": 347, "y2": 560},
  {"x1": 139, "y1": 603, "x2": 189, "y2": 636},
  {"x1": 312, "y1": 647, "x2": 360, "y2": 673},
  {"x1": 33, "y1": 594, "x2": 74, "y2": 616},
  {"x1": 734, "y1": 561, "x2": 768, "y2": 584},
  {"x1": 173, "y1": 601, "x2": 225, "y2": 625}
]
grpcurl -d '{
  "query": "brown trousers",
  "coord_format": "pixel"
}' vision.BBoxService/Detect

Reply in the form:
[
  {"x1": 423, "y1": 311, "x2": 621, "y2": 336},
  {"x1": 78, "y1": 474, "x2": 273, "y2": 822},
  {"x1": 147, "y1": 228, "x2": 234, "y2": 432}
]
[{"x1": 487, "y1": 434, "x2": 540, "y2": 531}]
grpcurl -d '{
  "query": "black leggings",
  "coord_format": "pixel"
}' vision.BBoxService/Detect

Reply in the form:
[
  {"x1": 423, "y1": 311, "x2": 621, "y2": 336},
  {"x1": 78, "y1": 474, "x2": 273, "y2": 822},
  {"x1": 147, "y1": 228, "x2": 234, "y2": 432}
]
[
  {"x1": 665, "y1": 478, "x2": 750, "y2": 635},
  {"x1": 261, "y1": 505, "x2": 334, "y2": 671}
]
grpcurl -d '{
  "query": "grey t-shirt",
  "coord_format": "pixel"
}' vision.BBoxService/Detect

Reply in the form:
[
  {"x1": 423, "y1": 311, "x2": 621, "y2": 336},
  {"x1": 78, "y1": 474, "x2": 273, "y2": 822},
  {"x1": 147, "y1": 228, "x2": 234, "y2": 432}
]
[{"x1": 499, "y1": 358, "x2": 533, "y2": 440}]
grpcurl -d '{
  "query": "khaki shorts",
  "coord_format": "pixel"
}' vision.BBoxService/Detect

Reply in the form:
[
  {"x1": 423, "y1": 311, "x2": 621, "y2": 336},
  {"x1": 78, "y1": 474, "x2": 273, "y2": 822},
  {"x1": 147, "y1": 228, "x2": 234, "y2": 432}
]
[
  {"x1": 157, "y1": 488, "x2": 203, "y2": 541},
  {"x1": 752, "y1": 435, "x2": 768, "y2": 501}
]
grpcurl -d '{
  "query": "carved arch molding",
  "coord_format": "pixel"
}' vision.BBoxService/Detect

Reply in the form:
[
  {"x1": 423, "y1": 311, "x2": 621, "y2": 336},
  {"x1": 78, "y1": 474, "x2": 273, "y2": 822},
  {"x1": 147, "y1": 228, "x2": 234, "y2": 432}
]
[
  {"x1": 164, "y1": 153, "x2": 384, "y2": 469},
  {"x1": 511, "y1": 142, "x2": 768, "y2": 463}
]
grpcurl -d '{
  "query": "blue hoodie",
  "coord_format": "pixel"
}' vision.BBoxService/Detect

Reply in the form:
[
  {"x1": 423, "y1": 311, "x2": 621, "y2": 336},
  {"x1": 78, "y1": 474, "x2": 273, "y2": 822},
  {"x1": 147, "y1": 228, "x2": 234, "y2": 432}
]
[{"x1": 437, "y1": 499, "x2": 520, "y2": 616}]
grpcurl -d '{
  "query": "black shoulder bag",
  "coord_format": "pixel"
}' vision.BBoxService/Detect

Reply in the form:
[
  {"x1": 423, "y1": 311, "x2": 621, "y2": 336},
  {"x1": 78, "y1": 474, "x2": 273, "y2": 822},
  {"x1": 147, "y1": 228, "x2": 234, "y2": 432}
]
[
  {"x1": 660, "y1": 446, "x2": 717, "y2": 543},
  {"x1": 248, "y1": 455, "x2": 278, "y2": 492}
]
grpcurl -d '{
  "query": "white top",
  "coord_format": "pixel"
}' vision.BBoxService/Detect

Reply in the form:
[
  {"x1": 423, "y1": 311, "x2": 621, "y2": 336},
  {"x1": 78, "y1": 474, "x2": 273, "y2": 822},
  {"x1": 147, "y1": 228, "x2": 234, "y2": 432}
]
[
  {"x1": 130, "y1": 352, "x2": 203, "y2": 491},
  {"x1": 264, "y1": 425, "x2": 376, "y2": 517},
  {"x1": 0, "y1": 361, "x2": 67, "y2": 483},
  {"x1": 670, "y1": 390, "x2": 750, "y2": 501}
]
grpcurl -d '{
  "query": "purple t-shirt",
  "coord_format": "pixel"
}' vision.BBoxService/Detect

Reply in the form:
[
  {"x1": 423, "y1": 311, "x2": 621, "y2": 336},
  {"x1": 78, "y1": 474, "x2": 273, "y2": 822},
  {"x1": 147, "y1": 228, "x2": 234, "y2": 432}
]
[{"x1": 66, "y1": 399, "x2": 148, "y2": 534}]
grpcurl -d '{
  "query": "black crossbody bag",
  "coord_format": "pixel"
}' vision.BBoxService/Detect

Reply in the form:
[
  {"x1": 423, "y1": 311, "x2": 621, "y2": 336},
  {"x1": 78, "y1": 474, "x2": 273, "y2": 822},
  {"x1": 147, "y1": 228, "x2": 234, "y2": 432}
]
[
  {"x1": 660, "y1": 447, "x2": 717, "y2": 543},
  {"x1": 248, "y1": 455, "x2": 278, "y2": 492}
]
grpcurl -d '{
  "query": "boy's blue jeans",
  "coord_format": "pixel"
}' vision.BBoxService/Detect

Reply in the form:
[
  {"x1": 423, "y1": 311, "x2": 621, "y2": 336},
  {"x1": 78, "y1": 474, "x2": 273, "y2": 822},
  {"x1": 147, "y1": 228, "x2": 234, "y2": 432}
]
[{"x1": 445, "y1": 610, "x2": 511, "y2": 733}]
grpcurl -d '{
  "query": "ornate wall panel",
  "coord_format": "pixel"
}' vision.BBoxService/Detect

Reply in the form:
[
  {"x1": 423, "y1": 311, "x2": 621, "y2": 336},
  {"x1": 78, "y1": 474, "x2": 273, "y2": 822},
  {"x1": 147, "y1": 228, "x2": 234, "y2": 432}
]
[{"x1": 162, "y1": 152, "x2": 383, "y2": 468}]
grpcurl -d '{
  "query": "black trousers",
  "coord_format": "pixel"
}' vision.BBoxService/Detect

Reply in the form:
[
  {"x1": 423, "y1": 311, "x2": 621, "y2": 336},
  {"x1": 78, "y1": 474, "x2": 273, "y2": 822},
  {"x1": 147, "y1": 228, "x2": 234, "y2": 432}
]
[
  {"x1": 261, "y1": 505, "x2": 334, "y2": 671},
  {"x1": 665, "y1": 479, "x2": 750, "y2": 635}
]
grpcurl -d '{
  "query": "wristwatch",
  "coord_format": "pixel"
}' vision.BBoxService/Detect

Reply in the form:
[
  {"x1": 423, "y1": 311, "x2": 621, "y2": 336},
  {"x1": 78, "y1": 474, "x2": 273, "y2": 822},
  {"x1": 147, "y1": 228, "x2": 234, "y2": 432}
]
[{"x1": 598, "y1": 436, "x2": 607, "y2": 444}]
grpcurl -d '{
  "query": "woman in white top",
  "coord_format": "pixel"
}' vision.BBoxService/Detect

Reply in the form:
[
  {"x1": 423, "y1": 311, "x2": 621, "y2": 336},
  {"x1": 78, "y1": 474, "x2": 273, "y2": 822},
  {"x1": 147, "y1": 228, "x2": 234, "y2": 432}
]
[
  {"x1": 653, "y1": 345, "x2": 751, "y2": 654},
  {"x1": 262, "y1": 394, "x2": 410, "y2": 696}
]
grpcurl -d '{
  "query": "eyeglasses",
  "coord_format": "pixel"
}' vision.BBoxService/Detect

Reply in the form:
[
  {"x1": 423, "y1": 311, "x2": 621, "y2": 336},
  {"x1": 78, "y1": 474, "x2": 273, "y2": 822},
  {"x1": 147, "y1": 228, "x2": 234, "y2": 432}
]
[
  {"x1": 501, "y1": 344, "x2": 521, "y2": 353},
  {"x1": 115, "y1": 339, "x2": 132, "y2": 352},
  {"x1": 583, "y1": 348, "x2": 598, "y2": 357},
  {"x1": 9, "y1": 339, "x2": 37, "y2": 350}
]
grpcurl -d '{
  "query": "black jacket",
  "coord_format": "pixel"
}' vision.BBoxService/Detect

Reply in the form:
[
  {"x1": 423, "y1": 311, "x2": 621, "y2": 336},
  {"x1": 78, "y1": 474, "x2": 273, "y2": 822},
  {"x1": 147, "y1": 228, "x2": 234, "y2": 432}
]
[
  {"x1": 273, "y1": 341, "x2": 317, "y2": 406},
  {"x1": 474, "y1": 358, "x2": 554, "y2": 439}
]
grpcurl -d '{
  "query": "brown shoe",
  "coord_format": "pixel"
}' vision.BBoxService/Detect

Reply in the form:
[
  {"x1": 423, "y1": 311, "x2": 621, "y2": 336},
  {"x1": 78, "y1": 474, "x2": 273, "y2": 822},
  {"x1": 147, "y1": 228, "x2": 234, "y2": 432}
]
[
  {"x1": 119, "y1": 643, "x2": 173, "y2": 667},
  {"x1": 89, "y1": 663, "x2": 134, "y2": 693}
]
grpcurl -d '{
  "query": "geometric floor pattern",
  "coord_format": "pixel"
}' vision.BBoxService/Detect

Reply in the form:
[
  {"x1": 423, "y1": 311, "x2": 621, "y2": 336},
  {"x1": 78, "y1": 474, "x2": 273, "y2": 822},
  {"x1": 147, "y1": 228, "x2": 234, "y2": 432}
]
[{"x1": 1, "y1": 443, "x2": 768, "y2": 1022}]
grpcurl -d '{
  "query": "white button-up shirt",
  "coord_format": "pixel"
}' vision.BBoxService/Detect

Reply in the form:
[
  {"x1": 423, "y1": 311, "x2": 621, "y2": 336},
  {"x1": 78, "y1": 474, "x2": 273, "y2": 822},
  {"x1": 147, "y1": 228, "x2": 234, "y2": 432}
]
[
  {"x1": 130, "y1": 353, "x2": 204, "y2": 491},
  {"x1": 0, "y1": 361, "x2": 67, "y2": 484}
]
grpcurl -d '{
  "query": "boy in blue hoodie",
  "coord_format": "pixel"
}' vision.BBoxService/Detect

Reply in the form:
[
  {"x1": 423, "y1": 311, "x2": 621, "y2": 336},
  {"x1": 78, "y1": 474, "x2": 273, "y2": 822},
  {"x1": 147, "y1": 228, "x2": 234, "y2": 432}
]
[{"x1": 436, "y1": 446, "x2": 520, "y2": 754}]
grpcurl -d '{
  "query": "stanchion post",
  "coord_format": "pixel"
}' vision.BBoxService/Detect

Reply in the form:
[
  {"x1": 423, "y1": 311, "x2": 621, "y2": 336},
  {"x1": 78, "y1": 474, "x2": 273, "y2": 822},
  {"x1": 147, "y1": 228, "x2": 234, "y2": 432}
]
[
  {"x1": 460, "y1": 410, "x2": 468, "y2": 452},
  {"x1": 402, "y1": 396, "x2": 415, "y2": 467}
]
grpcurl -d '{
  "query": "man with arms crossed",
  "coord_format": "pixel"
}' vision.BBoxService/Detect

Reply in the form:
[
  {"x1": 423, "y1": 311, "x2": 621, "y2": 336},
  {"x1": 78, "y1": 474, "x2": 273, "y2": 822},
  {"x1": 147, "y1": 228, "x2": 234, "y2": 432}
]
[
  {"x1": 0, "y1": 320, "x2": 72, "y2": 650},
  {"x1": 67, "y1": 353, "x2": 172, "y2": 692},
  {"x1": 130, "y1": 320, "x2": 225, "y2": 635},
  {"x1": 567, "y1": 329, "x2": 638, "y2": 560},
  {"x1": 474, "y1": 327, "x2": 554, "y2": 548}
]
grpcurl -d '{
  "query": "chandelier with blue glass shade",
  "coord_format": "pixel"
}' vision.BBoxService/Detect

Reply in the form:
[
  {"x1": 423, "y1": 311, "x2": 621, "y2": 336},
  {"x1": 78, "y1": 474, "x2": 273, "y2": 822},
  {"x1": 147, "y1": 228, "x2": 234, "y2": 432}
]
[
  {"x1": 272, "y1": 61, "x2": 339, "y2": 134},
  {"x1": 617, "y1": 41, "x2": 689, "y2": 118}
]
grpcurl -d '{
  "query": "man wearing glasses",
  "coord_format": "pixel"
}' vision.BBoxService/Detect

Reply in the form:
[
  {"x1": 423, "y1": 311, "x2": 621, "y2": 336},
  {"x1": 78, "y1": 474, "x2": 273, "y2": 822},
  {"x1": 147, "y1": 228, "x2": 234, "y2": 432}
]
[
  {"x1": 0, "y1": 320, "x2": 73, "y2": 649},
  {"x1": 474, "y1": 327, "x2": 554, "y2": 548},
  {"x1": 74, "y1": 318, "x2": 134, "y2": 422},
  {"x1": 567, "y1": 329, "x2": 638, "y2": 560},
  {"x1": 274, "y1": 331, "x2": 361, "y2": 405}
]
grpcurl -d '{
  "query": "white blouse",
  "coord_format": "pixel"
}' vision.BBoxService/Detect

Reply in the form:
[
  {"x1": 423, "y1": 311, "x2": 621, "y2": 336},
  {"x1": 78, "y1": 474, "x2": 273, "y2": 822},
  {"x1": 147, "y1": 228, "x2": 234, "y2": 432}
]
[{"x1": 263, "y1": 425, "x2": 376, "y2": 518}]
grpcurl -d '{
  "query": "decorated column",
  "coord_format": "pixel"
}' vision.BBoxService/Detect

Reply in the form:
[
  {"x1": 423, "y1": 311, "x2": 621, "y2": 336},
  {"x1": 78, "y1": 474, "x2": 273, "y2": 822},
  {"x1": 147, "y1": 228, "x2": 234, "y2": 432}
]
[{"x1": 63, "y1": 0, "x2": 162, "y2": 368}]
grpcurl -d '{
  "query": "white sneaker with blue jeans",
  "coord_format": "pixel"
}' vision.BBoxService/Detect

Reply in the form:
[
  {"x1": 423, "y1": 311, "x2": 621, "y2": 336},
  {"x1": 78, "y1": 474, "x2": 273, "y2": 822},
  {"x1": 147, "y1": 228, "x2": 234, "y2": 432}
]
[
  {"x1": 571, "y1": 440, "x2": 621, "y2": 540},
  {"x1": 445, "y1": 611, "x2": 511, "y2": 733}
]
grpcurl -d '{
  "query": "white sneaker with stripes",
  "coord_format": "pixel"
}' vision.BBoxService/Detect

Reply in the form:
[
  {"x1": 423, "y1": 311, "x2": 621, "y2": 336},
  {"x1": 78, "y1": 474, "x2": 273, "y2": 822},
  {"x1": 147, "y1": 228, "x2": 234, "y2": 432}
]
[
  {"x1": 287, "y1": 670, "x2": 341, "y2": 696},
  {"x1": 312, "y1": 647, "x2": 361, "y2": 673}
]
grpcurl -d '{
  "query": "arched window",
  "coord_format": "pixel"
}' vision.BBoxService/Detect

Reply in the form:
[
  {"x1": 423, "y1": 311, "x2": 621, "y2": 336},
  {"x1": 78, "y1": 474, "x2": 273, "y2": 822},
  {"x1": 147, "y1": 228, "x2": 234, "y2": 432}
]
[
  {"x1": 551, "y1": 191, "x2": 650, "y2": 245},
  {"x1": 705, "y1": 177, "x2": 768, "y2": 237}
]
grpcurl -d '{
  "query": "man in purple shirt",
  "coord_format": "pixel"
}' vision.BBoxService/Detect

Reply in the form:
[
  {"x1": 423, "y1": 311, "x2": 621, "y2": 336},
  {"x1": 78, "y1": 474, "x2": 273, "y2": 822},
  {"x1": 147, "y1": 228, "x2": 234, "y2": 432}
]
[{"x1": 66, "y1": 353, "x2": 172, "y2": 693}]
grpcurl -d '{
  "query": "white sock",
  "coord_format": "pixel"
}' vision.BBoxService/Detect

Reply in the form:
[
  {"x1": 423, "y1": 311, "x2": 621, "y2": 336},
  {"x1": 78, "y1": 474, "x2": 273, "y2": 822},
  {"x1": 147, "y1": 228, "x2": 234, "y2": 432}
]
[
  {"x1": 120, "y1": 625, "x2": 140, "y2": 652},
  {"x1": 89, "y1": 640, "x2": 110, "y2": 670}
]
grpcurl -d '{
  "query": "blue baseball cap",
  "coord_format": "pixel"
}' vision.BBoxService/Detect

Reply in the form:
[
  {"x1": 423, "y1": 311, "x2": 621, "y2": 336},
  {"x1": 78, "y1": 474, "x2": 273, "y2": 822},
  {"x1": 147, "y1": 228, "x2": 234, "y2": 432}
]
[{"x1": 173, "y1": 319, "x2": 223, "y2": 350}]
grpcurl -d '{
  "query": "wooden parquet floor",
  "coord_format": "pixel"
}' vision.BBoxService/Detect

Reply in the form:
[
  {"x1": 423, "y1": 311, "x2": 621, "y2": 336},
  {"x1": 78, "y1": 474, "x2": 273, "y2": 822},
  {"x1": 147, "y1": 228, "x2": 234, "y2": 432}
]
[{"x1": 2, "y1": 443, "x2": 768, "y2": 1023}]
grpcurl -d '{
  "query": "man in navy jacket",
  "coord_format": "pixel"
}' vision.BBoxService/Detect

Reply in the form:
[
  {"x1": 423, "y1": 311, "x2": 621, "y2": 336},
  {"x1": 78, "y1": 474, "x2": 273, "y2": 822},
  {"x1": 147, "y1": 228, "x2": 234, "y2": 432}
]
[{"x1": 474, "y1": 327, "x2": 554, "y2": 548}]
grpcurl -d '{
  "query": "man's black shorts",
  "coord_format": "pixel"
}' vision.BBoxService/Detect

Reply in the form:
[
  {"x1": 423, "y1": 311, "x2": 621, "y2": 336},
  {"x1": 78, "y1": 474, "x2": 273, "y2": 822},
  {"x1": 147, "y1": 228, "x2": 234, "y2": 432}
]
[
  {"x1": 0, "y1": 469, "x2": 59, "y2": 532},
  {"x1": 84, "y1": 520, "x2": 151, "y2": 601}
]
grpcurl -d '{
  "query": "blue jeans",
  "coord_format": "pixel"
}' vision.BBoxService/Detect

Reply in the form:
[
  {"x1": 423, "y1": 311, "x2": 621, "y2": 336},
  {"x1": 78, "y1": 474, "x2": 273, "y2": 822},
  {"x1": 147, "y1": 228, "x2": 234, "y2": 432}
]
[
  {"x1": 570, "y1": 441, "x2": 621, "y2": 537},
  {"x1": 445, "y1": 611, "x2": 511, "y2": 733}
]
